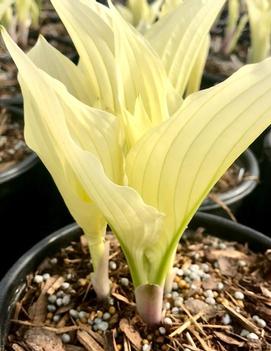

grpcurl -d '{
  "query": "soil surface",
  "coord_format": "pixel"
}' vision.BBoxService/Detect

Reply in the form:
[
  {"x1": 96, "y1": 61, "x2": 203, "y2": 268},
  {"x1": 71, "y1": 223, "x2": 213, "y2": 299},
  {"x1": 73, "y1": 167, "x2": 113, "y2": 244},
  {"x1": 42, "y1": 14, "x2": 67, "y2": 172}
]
[
  {"x1": 4, "y1": 228, "x2": 271, "y2": 351},
  {"x1": 0, "y1": 108, "x2": 31, "y2": 173}
]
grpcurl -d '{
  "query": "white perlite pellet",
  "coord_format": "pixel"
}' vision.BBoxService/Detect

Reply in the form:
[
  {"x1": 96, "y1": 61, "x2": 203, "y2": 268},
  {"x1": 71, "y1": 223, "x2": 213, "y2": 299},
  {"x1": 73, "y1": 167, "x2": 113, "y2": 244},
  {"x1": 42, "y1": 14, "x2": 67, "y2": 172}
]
[
  {"x1": 163, "y1": 317, "x2": 173, "y2": 326},
  {"x1": 102, "y1": 312, "x2": 111, "y2": 320},
  {"x1": 176, "y1": 268, "x2": 184, "y2": 276},
  {"x1": 109, "y1": 261, "x2": 117, "y2": 270},
  {"x1": 222, "y1": 314, "x2": 231, "y2": 325},
  {"x1": 47, "y1": 305, "x2": 56, "y2": 312},
  {"x1": 205, "y1": 297, "x2": 216, "y2": 305},
  {"x1": 159, "y1": 327, "x2": 166, "y2": 335},
  {"x1": 238, "y1": 260, "x2": 247, "y2": 267},
  {"x1": 34, "y1": 275, "x2": 43, "y2": 284},
  {"x1": 234, "y1": 291, "x2": 244, "y2": 300},
  {"x1": 204, "y1": 290, "x2": 214, "y2": 298},
  {"x1": 50, "y1": 258, "x2": 58, "y2": 264},
  {"x1": 56, "y1": 298, "x2": 63, "y2": 307},
  {"x1": 164, "y1": 302, "x2": 171, "y2": 310},
  {"x1": 240, "y1": 329, "x2": 249, "y2": 337},
  {"x1": 43, "y1": 273, "x2": 50, "y2": 281},
  {"x1": 62, "y1": 295, "x2": 71, "y2": 306},
  {"x1": 61, "y1": 334, "x2": 71, "y2": 343},
  {"x1": 79, "y1": 311, "x2": 87, "y2": 320},
  {"x1": 48, "y1": 295, "x2": 57, "y2": 304},
  {"x1": 120, "y1": 278, "x2": 129, "y2": 287},
  {"x1": 171, "y1": 307, "x2": 179, "y2": 315},
  {"x1": 97, "y1": 321, "x2": 109, "y2": 331},
  {"x1": 61, "y1": 282, "x2": 70, "y2": 290},
  {"x1": 171, "y1": 291, "x2": 179, "y2": 299},
  {"x1": 201, "y1": 263, "x2": 209, "y2": 272},
  {"x1": 53, "y1": 315, "x2": 61, "y2": 322},
  {"x1": 253, "y1": 315, "x2": 266, "y2": 328},
  {"x1": 217, "y1": 282, "x2": 224, "y2": 291},
  {"x1": 69, "y1": 309, "x2": 79, "y2": 319},
  {"x1": 142, "y1": 344, "x2": 151, "y2": 351},
  {"x1": 247, "y1": 333, "x2": 259, "y2": 341},
  {"x1": 172, "y1": 282, "x2": 179, "y2": 290},
  {"x1": 174, "y1": 298, "x2": 184, "y2": 307}
]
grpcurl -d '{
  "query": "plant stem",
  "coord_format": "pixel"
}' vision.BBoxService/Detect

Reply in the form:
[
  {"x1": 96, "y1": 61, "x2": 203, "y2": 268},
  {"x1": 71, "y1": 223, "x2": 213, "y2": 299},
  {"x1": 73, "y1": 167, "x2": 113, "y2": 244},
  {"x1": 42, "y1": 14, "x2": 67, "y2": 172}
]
[
  {"x1": 89, "y1": 240, "x2": 110, "y2": 300},
  {"x1": 135, "y1": 284, "x2": 163, "y2": 325}
]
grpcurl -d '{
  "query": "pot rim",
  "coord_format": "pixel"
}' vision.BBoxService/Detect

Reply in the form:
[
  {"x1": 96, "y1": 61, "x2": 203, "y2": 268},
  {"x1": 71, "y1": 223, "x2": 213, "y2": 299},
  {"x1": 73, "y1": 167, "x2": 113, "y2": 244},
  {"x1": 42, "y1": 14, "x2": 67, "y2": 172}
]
[
  {"x1": 0, "y1": 152, "x2": 39, "y2": 184},
  {"x1": 200, "y1": 149, "x2": 259, "y2": 211}
]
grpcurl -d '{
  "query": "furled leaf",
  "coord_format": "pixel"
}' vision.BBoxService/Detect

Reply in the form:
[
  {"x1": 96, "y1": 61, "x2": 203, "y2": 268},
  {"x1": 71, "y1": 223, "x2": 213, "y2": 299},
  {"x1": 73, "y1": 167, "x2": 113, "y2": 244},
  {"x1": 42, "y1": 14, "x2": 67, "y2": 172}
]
[
  {"x1": 246, "y1": 0, "x2": 271, "y2": 63},
  {"x1": 50, "y1": 0, "x2": 117, "y2": 112},
  {"x1": 146, "y1": 0, "x2": 225, "y2": 97},
  {"x1": 109, "y1": 1, "x2": 181, "y2": 135},
  {"x1": 185, "y1": 34, "x2": 210, "y2": 96},
  {"x1": 126, "y1": 58, "x2": 271, "y2": 284},
  {"x1": 28, "y1": 36, "x2": 90, "y2": 105}
]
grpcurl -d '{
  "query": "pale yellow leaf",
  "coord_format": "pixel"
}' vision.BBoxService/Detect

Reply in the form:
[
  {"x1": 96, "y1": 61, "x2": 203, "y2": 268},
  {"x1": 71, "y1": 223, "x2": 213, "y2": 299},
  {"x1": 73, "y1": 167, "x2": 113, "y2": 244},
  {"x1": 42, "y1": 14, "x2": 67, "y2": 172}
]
[
  {"x1": 146, "y1": 0, "x2": 225, "y2": 97},
  {"x1": 127, "y1": 58, "x2": 271, "y2": 284}
]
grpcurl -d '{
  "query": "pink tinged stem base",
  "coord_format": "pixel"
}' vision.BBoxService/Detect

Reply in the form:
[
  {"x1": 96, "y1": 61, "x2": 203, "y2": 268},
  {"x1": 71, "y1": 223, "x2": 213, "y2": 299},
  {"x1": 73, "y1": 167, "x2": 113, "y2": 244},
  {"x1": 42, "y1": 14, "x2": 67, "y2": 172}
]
[{"x1": 135, "y1": 284, "x2": 163, "y2": 325}]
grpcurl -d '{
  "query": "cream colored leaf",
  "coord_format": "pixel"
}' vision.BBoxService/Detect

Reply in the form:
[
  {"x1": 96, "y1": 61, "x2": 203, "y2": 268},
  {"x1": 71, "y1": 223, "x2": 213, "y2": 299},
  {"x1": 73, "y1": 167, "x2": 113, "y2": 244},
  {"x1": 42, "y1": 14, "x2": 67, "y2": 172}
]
[
  {"x1": 246, "y1": 0, "x2": 271, "y2": 63},
  {"x1": 146, "y1": 0, "x2": 225, "y2": 97},
  {"x1": 185, "y1": 34, "x2": 210, "y2": 96},
  {"x1": 109, "y1": 0, "x2": 182, "y2": 130},
  {"x1": 28, "y1": 36, "x2": 90, "y2": 105},
  {"x1": 127, "y1": 58, "x2": 271, "y2": 284},
  {"x1": 50, "y1": 0, "x2": 117, "y2": 113},
  {"x1": 2, "y1": 28, "x2": 164, "y2": 287},
  {"x1": 0, "y1": 0, "x2": 14, "y2": 20}
]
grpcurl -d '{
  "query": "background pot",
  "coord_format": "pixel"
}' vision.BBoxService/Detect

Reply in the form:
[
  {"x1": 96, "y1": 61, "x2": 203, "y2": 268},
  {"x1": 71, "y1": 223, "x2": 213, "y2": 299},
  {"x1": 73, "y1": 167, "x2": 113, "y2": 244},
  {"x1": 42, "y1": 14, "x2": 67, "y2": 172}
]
[
  {"x1": 0, "y1": 108, "x2": 73, "y2": 279},
  {"x1": 1, "y1": 212, "x2": 270, "y2": 348},
  {"x1": 199, "y1": 149, "x2": 259, "y2": 217},
  {"x1": 236, "y1": 130, "x2": 271, "y2": 235}
]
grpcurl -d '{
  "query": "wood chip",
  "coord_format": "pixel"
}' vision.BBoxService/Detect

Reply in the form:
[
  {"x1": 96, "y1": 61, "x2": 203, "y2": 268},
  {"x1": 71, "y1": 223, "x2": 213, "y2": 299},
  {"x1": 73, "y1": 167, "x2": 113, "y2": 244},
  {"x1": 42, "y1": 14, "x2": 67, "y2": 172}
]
[
  {"x1": 24, "y1": 327, "x2": 65, "y2": 351},
  {"x1": 111, "y1": 292, "x2": 135, "y2": 306},
  {"x1": 169, "y1": 312, "x2": 203, "y2": 337},
  {"x1": 77, "y1": 330, "x2": 104, "y2": 351},
  {"x1": 29, "y1": 276, "x2": 61, "y2": 323},
  {"x1": 189, "y1": 328, "x2": 214, "y2": 351},
  {"x1": 222, "y1": 303, "x2": 260, "y2": 334},
  {"x1": 119, "y1": 319, "x2": 142, "y2": 350},
  {"x1": 47, "y1": 276, "x2": 65, "y2": 295},
  {"x1": 260, "y1": 286, "x2": 271, "y2": 299},
  {"x1": 217, "y1": 257, "x2": 237, "y2": 277},
  {"x1": 78, "y1": 322, "x2": 105, "y2": 346},
  {"x1": 10, "y1": 319, "x2": 78, "y2": 334},
  {"x1": 104, "y1": 330, "x2": 119, "y2": 351},
  {"x1": 123, "y1": 336, "x2": 132, "y2": 351},
  {"x1": 65, "y1": 346, "x2": 86, "y2": 351},
  {"x1": 214, "y1": 331, "x2": 245, "y2": 346},
  {"x1": 11, "y1": 344, "x2": 26, "y2": 351},
  {"x1": 207, "y1": 249, "x2": 248, "y2": 261},
  {"x1": 185, "y1": 299, "x2": 217, "y2": 319}
]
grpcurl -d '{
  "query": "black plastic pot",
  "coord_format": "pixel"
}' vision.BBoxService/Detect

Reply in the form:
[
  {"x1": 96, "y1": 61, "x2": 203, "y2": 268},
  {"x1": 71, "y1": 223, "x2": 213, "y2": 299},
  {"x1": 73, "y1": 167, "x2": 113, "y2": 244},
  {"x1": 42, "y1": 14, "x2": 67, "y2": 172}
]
[
  {"x1": 199, "y1": 149, "x2": 259, "y2": 217},
  {"x1": 236, "y1": 130, "x2": 271, "y2": 235},
  {"x1": 0, "y1": 212, "x2": 270, "y2": 349},
  {"x1": 0, "y1": 108, "x2": 73, "y2": 278}
]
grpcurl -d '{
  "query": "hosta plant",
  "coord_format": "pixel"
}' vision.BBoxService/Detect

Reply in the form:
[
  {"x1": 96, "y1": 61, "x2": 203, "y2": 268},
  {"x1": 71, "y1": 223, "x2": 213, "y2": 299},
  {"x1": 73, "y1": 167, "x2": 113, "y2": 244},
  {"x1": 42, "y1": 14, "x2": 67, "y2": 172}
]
[
  {"x1": 216, "y1": 0, "x2": 271, "y2": 63},
  {"x1": 222, "y1": 0, "x2": 248, "y2": 55},
  {"x1": 2, "y1": 0, "x2": 271, "y2": 325},
  {"x1": 0, "y1": 0, "x2": 40, "y2": 46},
  {"x1": 246, "y1": 0, "x2": 271, "y2": 63}
]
